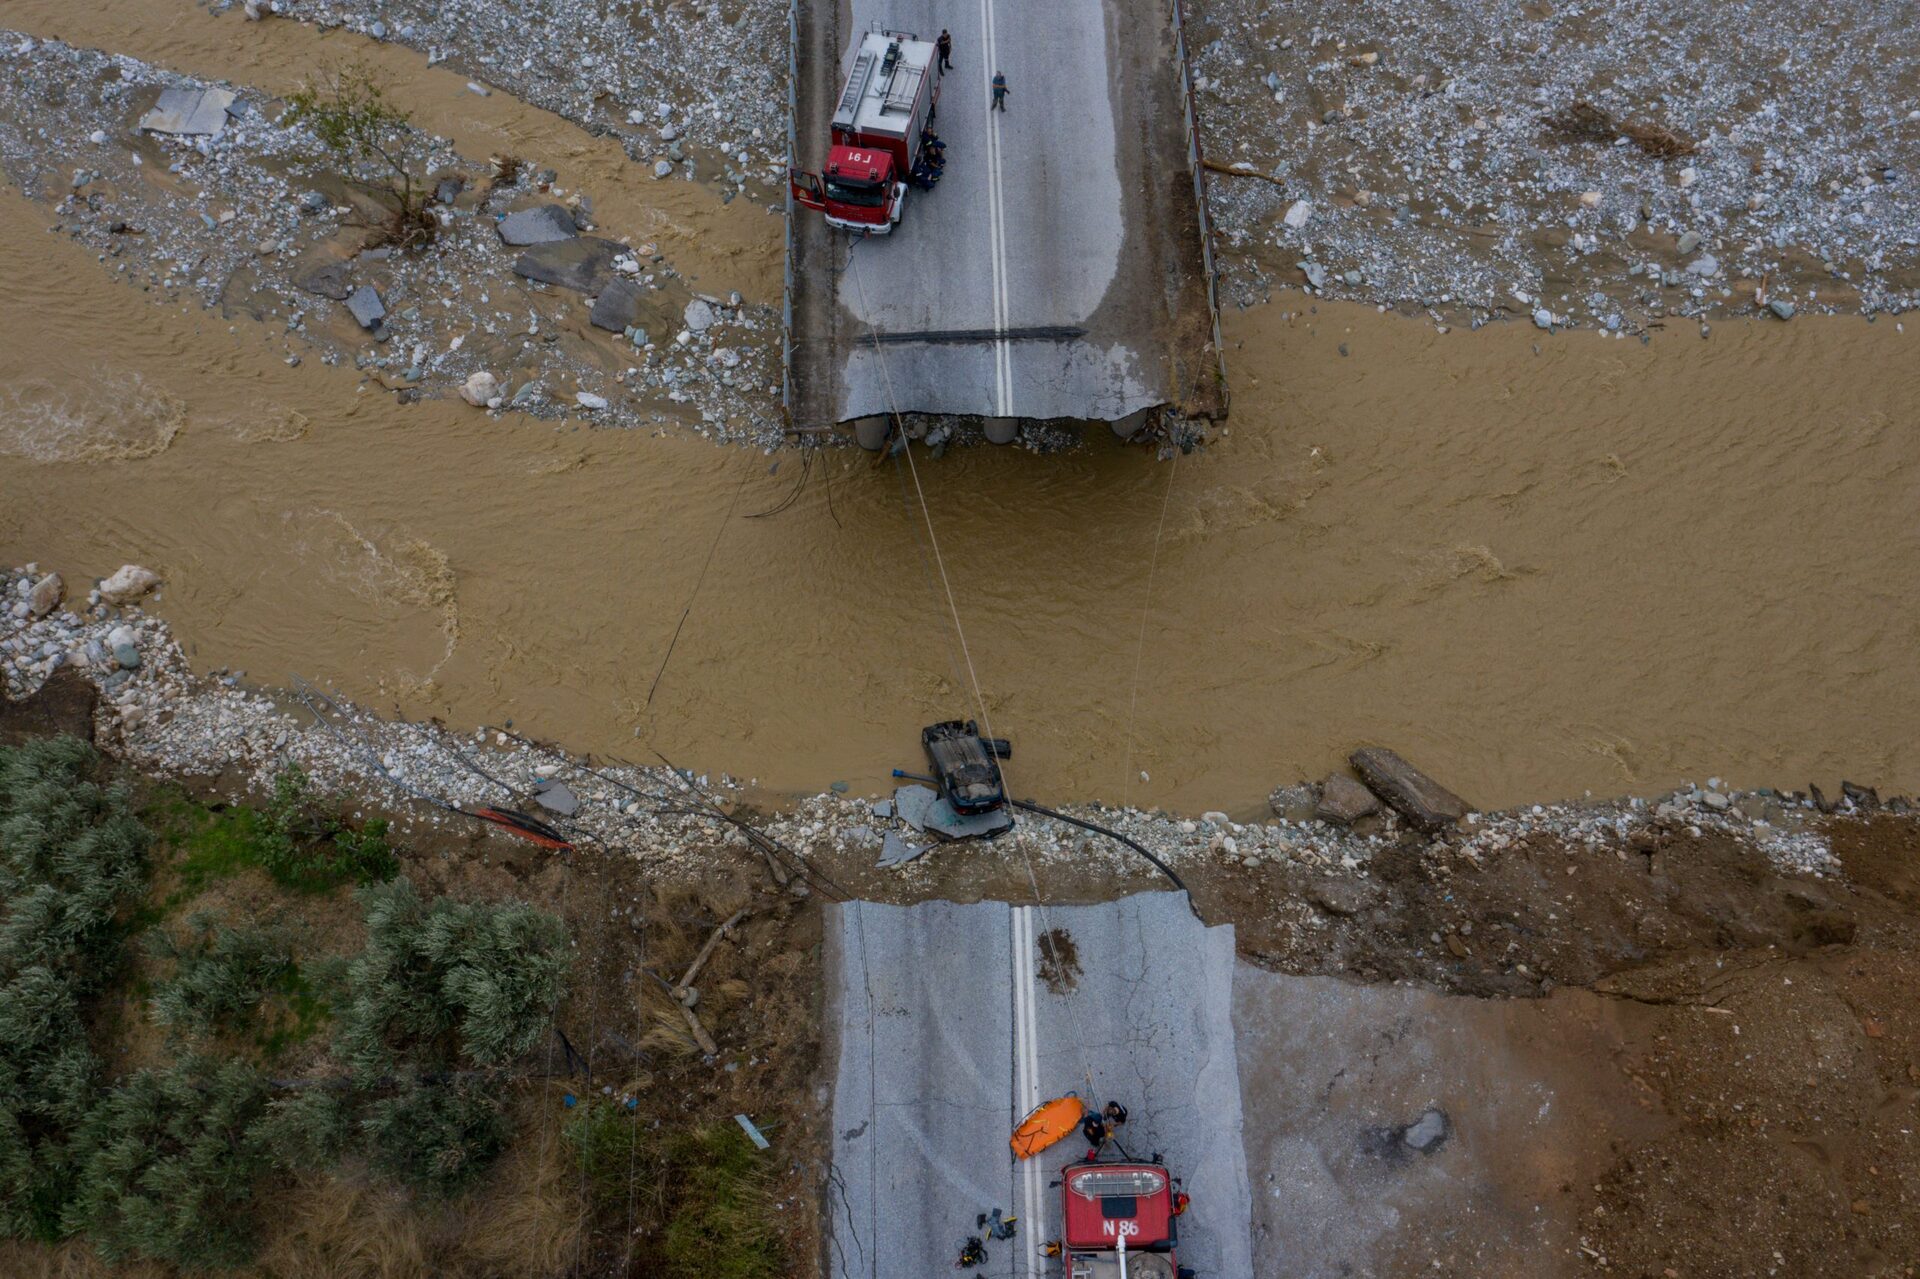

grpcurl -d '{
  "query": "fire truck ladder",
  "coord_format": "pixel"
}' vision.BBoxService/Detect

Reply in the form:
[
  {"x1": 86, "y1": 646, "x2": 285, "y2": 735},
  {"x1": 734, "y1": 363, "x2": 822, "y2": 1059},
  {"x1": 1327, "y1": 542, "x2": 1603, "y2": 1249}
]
[{"x1": 831, "y1": 49, "x2": 877, "y2": 130}]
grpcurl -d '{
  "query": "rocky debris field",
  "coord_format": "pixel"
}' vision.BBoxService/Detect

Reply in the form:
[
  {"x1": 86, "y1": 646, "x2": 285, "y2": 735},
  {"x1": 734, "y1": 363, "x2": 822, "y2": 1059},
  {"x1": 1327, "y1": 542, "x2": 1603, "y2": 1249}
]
[
  {"x1": 1188, "y1": 0, "x2": 1920, "y2": 332},
  {"x1": 0, "y1": 33, "x2": 785, "y2": 444},
  {"x1": 224, "y1": 0, "x2": 791, "y2": 207},
  {"x1": 8, "y1": 557, "x2": 1902, "y2": 941}
]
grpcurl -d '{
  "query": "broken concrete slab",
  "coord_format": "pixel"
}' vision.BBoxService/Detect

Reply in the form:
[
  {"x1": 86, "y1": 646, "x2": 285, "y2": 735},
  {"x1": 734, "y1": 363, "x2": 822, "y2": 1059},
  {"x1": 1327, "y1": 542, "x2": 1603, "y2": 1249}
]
[
  {"x1": 295, "y1": 259, "x2": 354, "y2": 301},
  {"x1": 1315, "y1": 774, "x2": 1380, "y2": 826},
  {"x1": 892, "y1": 784, "x2": 939, "y2": 832},
  {"x1": 497, "y1": 203, "x2": 577, "y2": 246},
  {"x1": 344, "y1": 284, "x2": 386, "y2": 330},
  {"x1": 512, "y1": 236, "x2": 621, "y2": 293},
  {"x1": 532, "y1": 780, "x2": 580, "y2": 816},
  {"x1": 875, "y1": 830, "x2": 931, "y2": 868},
  {"x1": 1349, "y1": 747, "x2": 1472, "y2": 833},
  {"x1": 589, "y1": 278, "x2": 649, "y2": 332},
  {"x1": 138, "y1": 87, "x2": 237, "y2": 137}
]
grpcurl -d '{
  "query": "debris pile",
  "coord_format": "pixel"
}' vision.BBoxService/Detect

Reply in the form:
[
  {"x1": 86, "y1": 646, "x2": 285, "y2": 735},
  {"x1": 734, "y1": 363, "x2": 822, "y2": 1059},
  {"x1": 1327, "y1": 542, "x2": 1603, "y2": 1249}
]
[
  {"x1": 0, "y1": 34, "x2": 783, "y2": 444},
  {"x1": 1187, "y1": 0, "x2": 1920, "y2": 329},
  {"x1": 230, "y1": 0, "x2": 790, "y2": 205}
]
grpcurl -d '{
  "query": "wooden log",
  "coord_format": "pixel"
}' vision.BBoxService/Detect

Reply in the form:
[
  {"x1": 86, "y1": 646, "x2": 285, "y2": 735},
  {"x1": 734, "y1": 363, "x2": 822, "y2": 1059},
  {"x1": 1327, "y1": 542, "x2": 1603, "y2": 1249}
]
[
  {"x1": 1349, "y1": 748, "x2": 1472, "y2": 833},
  {"x1": 677, "y1": 909, "x2": 748, "y2": 992},
  {"x1": 680, "y1": 1005, "x2": 719, "y2": 1057}
]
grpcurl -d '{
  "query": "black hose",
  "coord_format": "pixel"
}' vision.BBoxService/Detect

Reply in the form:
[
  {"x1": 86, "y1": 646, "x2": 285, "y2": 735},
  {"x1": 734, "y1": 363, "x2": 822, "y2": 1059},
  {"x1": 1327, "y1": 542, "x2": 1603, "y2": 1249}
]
[
  {"x1": 891, "y1": 768, "x2": 1188, "y2": 895},
  {"x1": 1009, "y1": 798, "x2": 1189, "y2": 896}
]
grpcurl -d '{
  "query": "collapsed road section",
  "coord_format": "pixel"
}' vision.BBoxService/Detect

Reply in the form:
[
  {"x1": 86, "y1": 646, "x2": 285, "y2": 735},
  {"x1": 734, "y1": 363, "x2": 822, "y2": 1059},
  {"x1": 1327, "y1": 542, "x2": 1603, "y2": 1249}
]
[
  {"x1": 787, "y1": 0, "x2": 1226, "y2": 431},
  {"x1": 823, "y1": 893, "x2": 1253, "y2": 1277}
]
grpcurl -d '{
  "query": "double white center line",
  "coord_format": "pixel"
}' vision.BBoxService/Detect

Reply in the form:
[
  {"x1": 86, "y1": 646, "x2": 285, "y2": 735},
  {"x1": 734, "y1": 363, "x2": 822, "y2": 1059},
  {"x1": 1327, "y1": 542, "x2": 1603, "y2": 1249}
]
[
  {"x1": 1010, "y1": 905, "x2": 1043, "y2": 1279},
  {"x1": 977, "y1": 0, "x2": 1012, "y2": 416}
]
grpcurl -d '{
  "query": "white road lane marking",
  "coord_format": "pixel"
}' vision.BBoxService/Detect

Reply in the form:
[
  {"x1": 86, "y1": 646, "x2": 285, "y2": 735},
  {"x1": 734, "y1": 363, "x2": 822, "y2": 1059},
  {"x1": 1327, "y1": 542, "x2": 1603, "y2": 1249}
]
[
  {"x1": 979, "y1": 0, "x2": 1011, "y2": 415},
  {"x1": 1012, "y1": 905, "x2": 1043, "y2": 1278}
]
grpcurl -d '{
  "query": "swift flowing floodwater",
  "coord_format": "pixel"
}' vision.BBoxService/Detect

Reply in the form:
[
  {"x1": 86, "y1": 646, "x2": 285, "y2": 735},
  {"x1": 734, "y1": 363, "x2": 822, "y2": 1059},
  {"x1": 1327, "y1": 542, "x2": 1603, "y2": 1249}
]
[{"x1": 2, "y1": 10, "x2": 1917, "y2": 813}]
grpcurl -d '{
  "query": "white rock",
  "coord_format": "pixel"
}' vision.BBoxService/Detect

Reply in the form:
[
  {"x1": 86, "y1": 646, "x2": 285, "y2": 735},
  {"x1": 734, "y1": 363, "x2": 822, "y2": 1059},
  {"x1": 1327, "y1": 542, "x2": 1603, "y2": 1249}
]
[
  {"x1": 1579, "y1": 190, "x2": 1601, "y2": 207},
  {"x1": 684, "y1": 299, "x2": 716, "y2": 331},
  {"x1": 460, "y1": 371, "x2": 501, "y2": 407},
  {"x1": 1688, "y1": 254, "x2": 1719, "y2": 276},
  {"x1": 98, "y1": 564, "x2": 161, "y2": 604},
  {"x1": 27, "y1": 573, "x2": 62, "y2": 618},
  {"x1": 1282, "y1": 199, "x2": 1312, "y2": 229},
  {"x1": 575, "y1": 392, "x2": 609, "y2": 410}
]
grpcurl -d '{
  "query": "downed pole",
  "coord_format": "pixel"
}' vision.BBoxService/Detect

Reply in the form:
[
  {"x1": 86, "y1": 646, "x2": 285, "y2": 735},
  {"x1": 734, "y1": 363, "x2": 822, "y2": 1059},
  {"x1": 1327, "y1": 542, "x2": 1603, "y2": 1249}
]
[
  {"x1": 658, "y1": 908, "x2": 751, "y2": 1058},
  {"x1": 1201, "y1": 157, "x2": 1287, "y2": 186}
]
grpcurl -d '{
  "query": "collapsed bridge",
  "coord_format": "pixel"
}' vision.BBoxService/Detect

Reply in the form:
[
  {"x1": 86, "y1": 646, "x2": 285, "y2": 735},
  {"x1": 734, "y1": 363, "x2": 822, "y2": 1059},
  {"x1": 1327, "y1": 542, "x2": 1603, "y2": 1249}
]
[{"x1": 784, "y1": 0, "x2": 1228, "y2": 436}]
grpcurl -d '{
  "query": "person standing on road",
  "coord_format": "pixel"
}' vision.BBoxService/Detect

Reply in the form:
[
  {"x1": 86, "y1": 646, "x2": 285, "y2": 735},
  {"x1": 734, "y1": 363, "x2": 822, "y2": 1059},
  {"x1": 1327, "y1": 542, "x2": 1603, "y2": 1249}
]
[
  {"x1": 937, "y1": 28, "x2": 954, "y2": 70},
  {"x1": 991, "y1": 71, "x2": 1009, "y2": 111}
]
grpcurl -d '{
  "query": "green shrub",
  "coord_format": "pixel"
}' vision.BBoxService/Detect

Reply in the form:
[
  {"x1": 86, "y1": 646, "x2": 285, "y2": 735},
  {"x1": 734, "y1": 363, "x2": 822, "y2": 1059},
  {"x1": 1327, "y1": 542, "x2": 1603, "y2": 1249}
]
[
  {"x1": 563, "y1": 1108, "x2": 781, "y2": 1279},
  {"x1": 155, "y1": 767, "x2": 397, "y2": 897},
  {"x1": 362, "y1": 1076, "x2": 508, "y2": 1197},
  {"x1": 63, "y1": 1057, "x2": 270, "y2": 1267},
  {"x1": 565, "y1": 1097, "x2": 646, "y2": 1221},
  {"x1": 658, "y1": 1123, "x2": 780, "y2": 1279},
  {"x1": 0, "y1": 737, "x2": 147, "y2": 1239},
  {"x1": 334, "y1": 877, "x2": 570, "y2": 1077},
  {"x1": 256, "y1": 765, "x2": 399, "y2": 892},
  {"x1": 256, "y1": 1087, "x2": 353, "y2": 1172},
  {"x1": 147, "y1": 914, "x2": 293, "y2": 1038}
]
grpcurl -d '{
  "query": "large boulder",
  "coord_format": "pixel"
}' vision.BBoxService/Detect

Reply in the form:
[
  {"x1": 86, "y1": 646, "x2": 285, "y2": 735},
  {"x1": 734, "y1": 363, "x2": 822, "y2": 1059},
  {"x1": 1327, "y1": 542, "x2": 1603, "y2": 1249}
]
[
  {"x1": 98, "y1": 564, "x2": 161, "y2": 605},
  {"x1": 1314, "y1": 773, "x2": 1380, "y2": 826},
  {"x1": 512, "y1": 237, "x2": 622, "y2": 293},
  {"x1": 27, "y1": 573, "x2": 63, "y2": 618},
  {"x1": 496, "y1": 204, "x2": 578, "y2": 246},
  {"x1": 460, "y1": 371, "x2": 501, "y2": 407},
  {"x1": 590, "y1": 278, "x2": 650, "y2": 332},
  {"x1": 294, "y1": 259, "x2": 354, "y2": 300},
  {"x1": 1348, "y1": 747, "x2": 1472, "y2": 833}
]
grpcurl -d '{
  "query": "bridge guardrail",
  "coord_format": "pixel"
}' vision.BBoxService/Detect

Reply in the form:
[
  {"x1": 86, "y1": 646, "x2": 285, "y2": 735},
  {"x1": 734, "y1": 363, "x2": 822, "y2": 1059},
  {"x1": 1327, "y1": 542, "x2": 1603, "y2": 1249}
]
[
  {"x1": 783, "y1": 0, "x2": 798, "y2": 421},
  {"x1": 1169, "y1": 0, "x2": 1229, "y2": 410}
]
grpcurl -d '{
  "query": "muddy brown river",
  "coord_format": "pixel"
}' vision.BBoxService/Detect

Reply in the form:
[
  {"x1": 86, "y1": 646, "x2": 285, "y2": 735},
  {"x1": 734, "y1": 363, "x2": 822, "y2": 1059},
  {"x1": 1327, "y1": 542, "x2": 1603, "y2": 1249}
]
[{"x1": 3, "y1": 6, "x2": 1918, "y2": 814}]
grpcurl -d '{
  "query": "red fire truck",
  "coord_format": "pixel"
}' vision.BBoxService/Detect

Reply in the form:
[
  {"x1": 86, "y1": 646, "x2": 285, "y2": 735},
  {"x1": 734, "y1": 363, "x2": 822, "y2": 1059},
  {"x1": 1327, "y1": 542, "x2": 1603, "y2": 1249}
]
[
  {"x1": 790, "y1": 29, "x2": 942, "y2": 234},
  {"x1": 1059, "y1": 1160, "x2": 1190, "y2": 1279}
]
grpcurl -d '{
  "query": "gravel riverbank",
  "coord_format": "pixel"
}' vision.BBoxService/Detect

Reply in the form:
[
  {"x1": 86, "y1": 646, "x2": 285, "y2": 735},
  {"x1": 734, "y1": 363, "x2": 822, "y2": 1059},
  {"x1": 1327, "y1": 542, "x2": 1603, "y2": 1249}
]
[
  {"x1": 1187, "y1": 0, "x2": 1920, "y2": 331},
  {"x1": 3, "y1": 558, "x2": 1873, "y2": 899}
]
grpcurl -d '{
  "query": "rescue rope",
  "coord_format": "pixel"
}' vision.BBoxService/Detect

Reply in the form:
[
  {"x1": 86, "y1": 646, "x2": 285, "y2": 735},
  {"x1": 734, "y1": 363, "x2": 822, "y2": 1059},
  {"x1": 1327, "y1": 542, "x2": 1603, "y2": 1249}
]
[
  {"x1": 845, "y1": 246, "x2": 1104, "y2": 1106},
  {"x1": 645, "y1": 459, "x2": 754, "y2": 710},
  {"x1": 1121, "y1": 451, "x2": 1179, "y2": 803}
]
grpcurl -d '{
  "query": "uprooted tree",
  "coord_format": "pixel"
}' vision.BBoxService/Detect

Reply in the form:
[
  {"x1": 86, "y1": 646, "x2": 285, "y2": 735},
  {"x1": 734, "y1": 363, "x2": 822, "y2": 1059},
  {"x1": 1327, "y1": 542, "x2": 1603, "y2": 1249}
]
[{"x1": 284, "y1": 65, "x2": 438, "y2": 249}]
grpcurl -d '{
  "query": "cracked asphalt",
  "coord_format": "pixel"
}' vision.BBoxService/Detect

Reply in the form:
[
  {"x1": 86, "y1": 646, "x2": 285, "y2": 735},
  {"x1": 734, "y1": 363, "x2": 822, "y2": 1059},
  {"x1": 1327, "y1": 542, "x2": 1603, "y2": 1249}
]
[{"x1": 823, "y1": 893, "x2": 1252, "y2": 1277}]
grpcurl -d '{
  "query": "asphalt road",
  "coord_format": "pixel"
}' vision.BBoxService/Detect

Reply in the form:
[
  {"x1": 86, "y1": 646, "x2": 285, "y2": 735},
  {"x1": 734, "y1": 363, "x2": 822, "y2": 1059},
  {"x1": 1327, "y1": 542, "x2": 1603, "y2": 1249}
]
[
  {"x1": 792, "y1": 0, "x2": 1221, "y2": 425},
  {"x1": 824, "y1": 892, "x2": 1253, "y2": 1278}
]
